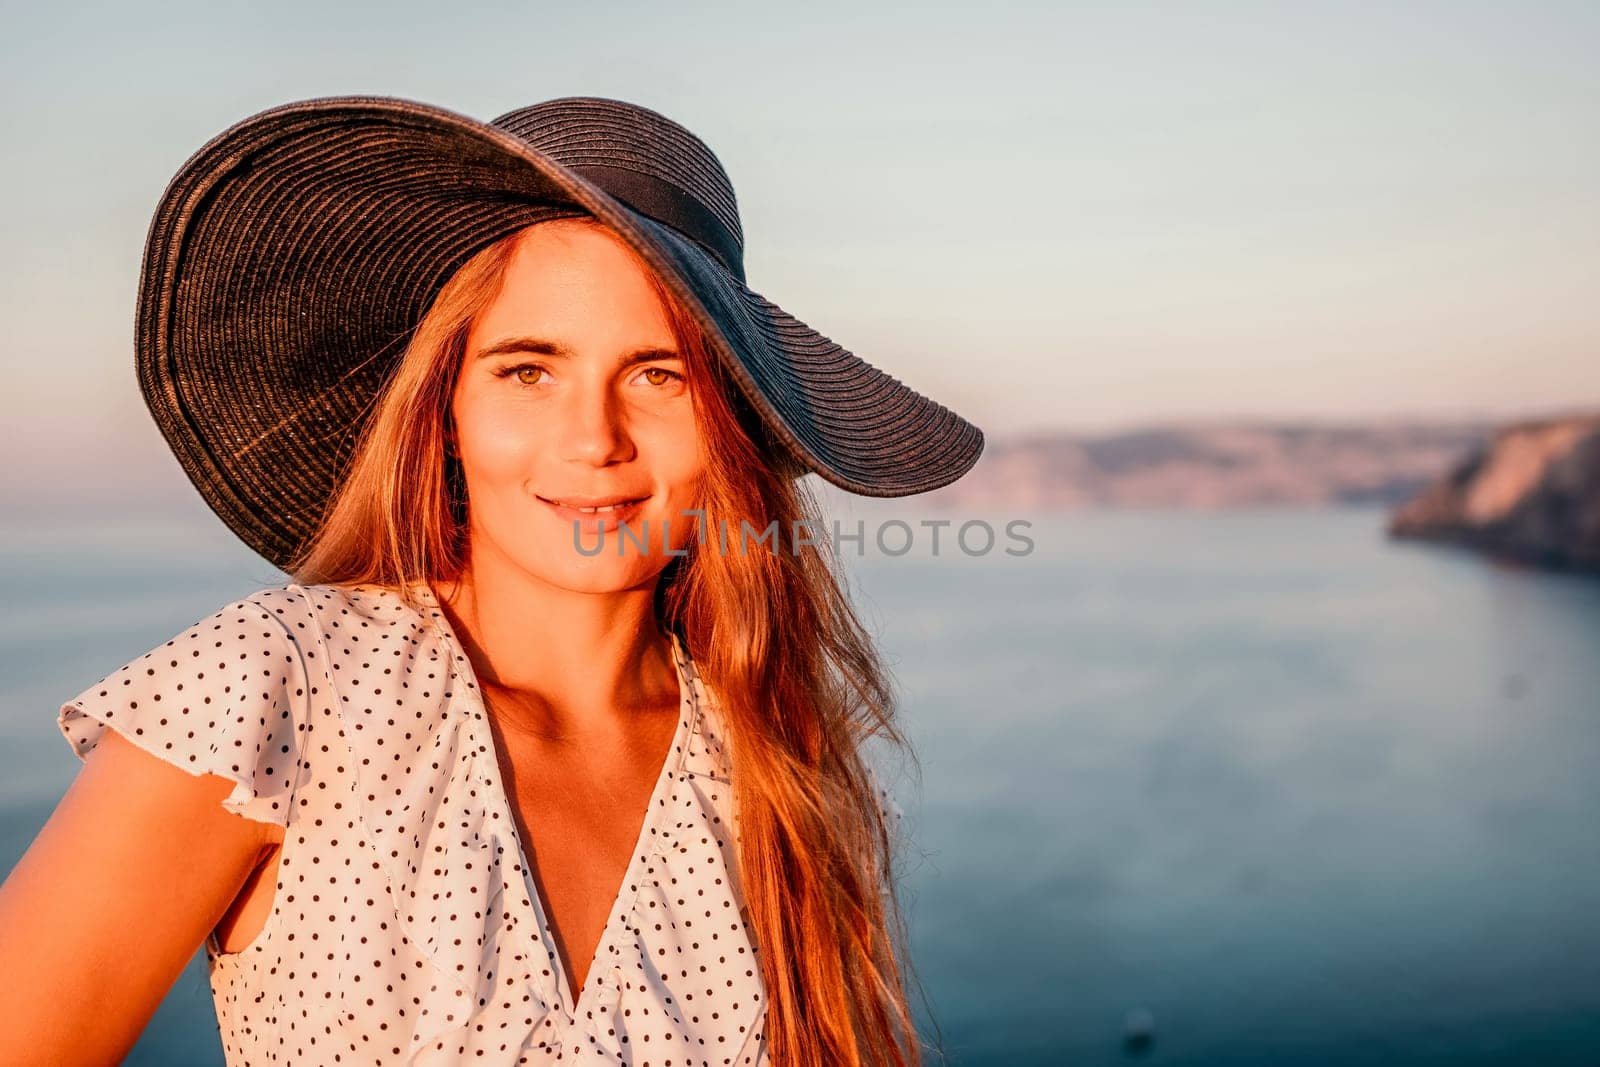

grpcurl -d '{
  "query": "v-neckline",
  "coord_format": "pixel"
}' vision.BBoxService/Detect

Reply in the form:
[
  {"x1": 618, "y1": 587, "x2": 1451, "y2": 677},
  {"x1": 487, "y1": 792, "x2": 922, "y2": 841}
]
[{"x1": 412, "y1": 580, "x2": 697, "y2": 1022}]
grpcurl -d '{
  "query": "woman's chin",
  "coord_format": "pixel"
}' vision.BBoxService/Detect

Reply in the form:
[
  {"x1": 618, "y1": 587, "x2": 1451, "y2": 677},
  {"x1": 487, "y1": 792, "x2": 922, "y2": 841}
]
[{"x1": 519, "y1": 538, "x2": 675, "y2": 593}]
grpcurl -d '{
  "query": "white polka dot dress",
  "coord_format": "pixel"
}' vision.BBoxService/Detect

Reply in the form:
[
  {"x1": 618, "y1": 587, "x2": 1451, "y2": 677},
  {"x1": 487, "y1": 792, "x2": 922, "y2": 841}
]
[{"x1": 56, "y1": 581, "x2": 772, "y2": 1066}]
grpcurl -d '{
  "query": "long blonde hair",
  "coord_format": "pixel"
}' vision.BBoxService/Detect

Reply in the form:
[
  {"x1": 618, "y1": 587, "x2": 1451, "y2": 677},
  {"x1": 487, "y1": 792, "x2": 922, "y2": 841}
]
[{"x1": 287, "y1": 215, "x2": 939, "y2": 1066}]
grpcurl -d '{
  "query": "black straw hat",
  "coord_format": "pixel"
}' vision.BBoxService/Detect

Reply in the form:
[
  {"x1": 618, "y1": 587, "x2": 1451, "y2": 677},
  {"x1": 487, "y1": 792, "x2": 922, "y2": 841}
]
[{"x1": 136, "y1": 94, "x2": 986, "y2": 571}]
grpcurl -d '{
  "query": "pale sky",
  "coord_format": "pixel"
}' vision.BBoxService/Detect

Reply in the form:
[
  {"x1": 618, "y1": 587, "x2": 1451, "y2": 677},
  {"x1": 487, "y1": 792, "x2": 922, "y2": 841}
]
[{"x1": 2, "y1": 0, "x2": 1596, "y2": 498}]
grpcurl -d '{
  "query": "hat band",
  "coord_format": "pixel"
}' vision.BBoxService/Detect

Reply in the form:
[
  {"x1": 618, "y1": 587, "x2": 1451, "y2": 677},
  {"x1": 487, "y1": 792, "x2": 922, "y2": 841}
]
[{"x1": 567, "y1": 163, "x2": 747, "y2": 285}]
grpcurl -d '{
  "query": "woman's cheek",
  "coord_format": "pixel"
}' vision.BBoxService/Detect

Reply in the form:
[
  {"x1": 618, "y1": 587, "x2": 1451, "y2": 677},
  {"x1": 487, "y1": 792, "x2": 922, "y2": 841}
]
[{"x1": 469, "y1": 410, "x2": 545, "y2": 478}]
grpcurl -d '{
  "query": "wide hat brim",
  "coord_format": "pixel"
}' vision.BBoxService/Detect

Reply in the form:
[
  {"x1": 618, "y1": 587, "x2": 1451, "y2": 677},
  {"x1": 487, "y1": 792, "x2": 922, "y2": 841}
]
[{"x1": 136, "y1": 95, "x2": 985, "y2": 572}]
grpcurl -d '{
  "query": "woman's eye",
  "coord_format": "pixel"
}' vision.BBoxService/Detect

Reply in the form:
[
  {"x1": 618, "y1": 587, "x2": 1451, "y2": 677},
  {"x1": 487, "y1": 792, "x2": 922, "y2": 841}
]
[
  {"x1": 640, "y1": 367, "x2": 685, "y2": 387},
  {"x1": 492, "y1": 363, "x2": 548, "y2": 386}
]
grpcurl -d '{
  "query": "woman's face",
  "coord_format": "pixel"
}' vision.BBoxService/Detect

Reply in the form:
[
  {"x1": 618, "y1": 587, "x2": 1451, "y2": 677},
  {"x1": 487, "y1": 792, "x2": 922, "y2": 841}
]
[{"x1": 452, "y1": 219, "x2": 707, "y2": 594}]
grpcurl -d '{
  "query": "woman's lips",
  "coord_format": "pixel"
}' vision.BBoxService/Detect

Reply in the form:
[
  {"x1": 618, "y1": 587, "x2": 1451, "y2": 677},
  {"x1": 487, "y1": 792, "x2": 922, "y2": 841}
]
[{"x1": 536, "y1": 495, "x2": 650, "y2": 536}]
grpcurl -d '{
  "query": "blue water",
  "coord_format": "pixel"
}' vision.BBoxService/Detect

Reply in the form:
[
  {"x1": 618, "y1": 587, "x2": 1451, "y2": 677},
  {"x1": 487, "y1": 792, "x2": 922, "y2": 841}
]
[{"x1": 3, "y1": 505, "x2": 1598, "y2": 1065}]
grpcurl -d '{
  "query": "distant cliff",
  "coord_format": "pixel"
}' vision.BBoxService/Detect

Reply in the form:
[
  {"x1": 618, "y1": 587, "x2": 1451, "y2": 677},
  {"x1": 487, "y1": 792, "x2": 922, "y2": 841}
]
[
  {"x1": 1386, "y1": 413, "x2": 1600, "y2": 573},
  {"x1": 922, "y1": 419, "x2": 1497, "y2": 510}
]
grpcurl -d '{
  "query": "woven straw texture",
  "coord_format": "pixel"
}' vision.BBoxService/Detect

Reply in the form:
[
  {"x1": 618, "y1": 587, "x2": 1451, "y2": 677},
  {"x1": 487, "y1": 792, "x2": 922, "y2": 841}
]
[{"x1": 136, "y1": 95, "x2": 985, "y2": 569}]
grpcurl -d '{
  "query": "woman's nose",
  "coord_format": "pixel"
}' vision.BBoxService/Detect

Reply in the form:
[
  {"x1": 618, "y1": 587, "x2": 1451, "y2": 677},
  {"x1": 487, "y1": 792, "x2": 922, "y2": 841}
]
[{"x1": 556, "y1": 383, "x2": 634, "y2": 466}]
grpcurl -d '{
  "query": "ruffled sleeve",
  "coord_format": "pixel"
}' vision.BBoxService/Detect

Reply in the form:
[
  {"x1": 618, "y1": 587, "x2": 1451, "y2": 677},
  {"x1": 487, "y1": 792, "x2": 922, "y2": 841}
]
[{"x1": 57, "y1": 586, "x2": 316, "y2": 828}]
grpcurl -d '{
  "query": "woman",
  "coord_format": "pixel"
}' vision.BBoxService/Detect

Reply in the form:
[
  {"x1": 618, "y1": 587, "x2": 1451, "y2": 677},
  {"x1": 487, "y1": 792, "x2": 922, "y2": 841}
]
[{"x1": 0, "y1": 95, "x2": 984, "y2": 1066}]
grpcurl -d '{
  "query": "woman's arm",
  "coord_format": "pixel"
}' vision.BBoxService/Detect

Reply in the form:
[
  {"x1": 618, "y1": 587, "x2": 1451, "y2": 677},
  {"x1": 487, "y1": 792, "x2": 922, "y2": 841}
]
[{"x1": 0, "y1": 728, "x2": 278, "y2": 1065}]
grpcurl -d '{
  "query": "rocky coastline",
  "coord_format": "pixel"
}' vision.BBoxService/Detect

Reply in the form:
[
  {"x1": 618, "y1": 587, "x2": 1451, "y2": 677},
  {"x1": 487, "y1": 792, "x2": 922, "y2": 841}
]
[{"x1": 1386, "y1": 413, "x2": 1600, "y2": 574}]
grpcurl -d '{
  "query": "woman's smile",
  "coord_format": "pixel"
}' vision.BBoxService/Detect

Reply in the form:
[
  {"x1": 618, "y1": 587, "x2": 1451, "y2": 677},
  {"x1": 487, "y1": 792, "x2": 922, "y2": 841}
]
[{"x1": 535, "y1": 493, "x2": 651, "y2": 536}]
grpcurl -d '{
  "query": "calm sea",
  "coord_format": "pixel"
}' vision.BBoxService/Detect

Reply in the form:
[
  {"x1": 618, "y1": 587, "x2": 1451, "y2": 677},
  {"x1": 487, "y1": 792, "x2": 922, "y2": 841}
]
[{"x1": 3, "y1": 505, "x2": 1598, "y2": 1065}]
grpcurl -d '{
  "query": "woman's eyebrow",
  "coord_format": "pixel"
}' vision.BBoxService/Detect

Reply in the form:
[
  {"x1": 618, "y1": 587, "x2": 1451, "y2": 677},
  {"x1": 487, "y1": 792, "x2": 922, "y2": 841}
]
[{"x1": 472, "y1": 337, "x2": 681, "y2": 366}]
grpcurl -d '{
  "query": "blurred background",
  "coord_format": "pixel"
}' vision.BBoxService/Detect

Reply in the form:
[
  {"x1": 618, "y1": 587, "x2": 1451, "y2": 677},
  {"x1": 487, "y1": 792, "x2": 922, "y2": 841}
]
[{"x1": 3, "y1": 1, "x2": 1597, "y2": 1063}]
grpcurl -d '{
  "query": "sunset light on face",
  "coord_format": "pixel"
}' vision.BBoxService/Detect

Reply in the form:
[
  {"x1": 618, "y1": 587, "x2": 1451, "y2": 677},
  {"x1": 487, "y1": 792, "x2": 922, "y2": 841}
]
[{"x1": 452, "y1": 220, "x2": 707, "y2": 594}]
